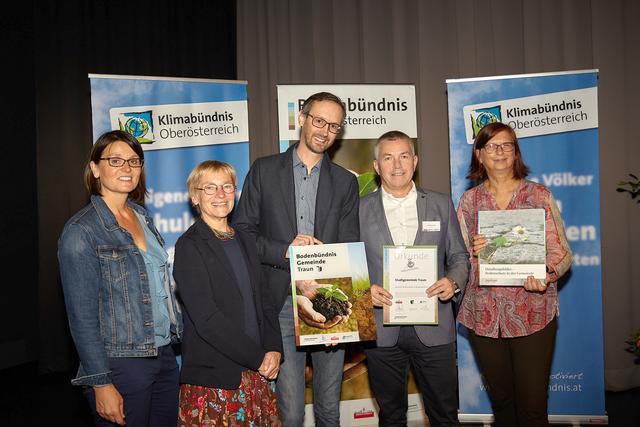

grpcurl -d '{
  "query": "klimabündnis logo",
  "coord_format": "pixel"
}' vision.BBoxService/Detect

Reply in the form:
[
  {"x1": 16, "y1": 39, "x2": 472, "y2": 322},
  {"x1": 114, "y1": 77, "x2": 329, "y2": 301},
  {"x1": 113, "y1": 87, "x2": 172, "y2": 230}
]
[
  {"x1": 287, "y1": 102, "x2": 297, "y2": 130},
  {"x1": 469, "y1": 105, "x2": 501, "y2": 138},
  {"x1": 118, "y1": 111, "x2": 155, "y2": 144}
]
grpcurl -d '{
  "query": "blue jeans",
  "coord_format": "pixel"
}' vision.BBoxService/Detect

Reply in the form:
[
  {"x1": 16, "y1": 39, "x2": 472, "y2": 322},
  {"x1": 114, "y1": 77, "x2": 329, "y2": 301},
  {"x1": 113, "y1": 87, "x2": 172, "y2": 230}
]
[{"x1": 276, "y1": 299, "x2": 344, "y2": 427}]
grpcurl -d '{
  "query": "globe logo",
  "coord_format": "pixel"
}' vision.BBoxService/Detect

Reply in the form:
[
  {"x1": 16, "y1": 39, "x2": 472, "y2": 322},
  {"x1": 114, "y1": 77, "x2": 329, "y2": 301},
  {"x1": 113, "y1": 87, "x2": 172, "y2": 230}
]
[
  {"x1": 116, "y1": 111, "x2": 155, "y2": 144},
  {"x1": 124, "y1": 116, "x2": 150, "y2": 139},
  {"x1": 474, "y1": 112, "x2": 498, "y2": 129},
  {"x1": 470, "y1": 105, "x2": 502, "y2": 137}
]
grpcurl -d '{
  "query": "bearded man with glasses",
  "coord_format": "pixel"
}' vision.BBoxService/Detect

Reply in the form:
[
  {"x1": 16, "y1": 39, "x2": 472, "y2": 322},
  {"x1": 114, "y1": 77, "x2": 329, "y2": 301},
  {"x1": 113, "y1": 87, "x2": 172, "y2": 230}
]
[{"x1": 234, "y1": 92, "x2": 360, "y2": 427}]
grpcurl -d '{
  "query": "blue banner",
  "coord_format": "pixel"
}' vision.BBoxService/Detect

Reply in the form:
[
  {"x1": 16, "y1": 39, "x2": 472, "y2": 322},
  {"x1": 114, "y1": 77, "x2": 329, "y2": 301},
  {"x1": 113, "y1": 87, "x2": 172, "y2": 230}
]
[
  {"x1": 89, "y1": 75, "x2": 250, "y2": 257},
  {"x1": 446, "y1": 71, "x2": 606, "y2": 423}
]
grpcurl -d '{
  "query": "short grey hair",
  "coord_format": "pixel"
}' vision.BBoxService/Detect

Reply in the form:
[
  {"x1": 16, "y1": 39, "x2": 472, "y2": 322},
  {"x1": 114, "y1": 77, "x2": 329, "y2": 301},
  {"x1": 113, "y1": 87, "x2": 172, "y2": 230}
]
[{"x1": 374, "y1": 130, "x2": 415, "y2": 159}]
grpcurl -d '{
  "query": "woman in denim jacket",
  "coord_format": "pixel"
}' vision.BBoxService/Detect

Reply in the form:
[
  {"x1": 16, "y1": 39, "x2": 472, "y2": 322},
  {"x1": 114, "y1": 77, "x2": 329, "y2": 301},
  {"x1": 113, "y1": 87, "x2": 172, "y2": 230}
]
[{"x1": 58, "y1": 130, "x2": 182, "y2": 426}]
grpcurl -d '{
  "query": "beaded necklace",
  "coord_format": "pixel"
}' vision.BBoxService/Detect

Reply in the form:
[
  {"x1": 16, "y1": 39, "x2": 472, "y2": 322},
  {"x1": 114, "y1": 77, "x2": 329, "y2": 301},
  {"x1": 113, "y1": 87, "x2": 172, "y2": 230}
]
[{"x1": 211, "y1": 226, "x2": 235, "y2": 241}]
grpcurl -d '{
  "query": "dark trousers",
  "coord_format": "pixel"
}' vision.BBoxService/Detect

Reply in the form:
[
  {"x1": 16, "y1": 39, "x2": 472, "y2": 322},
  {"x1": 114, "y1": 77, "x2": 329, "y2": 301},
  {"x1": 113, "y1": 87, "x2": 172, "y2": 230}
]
[
  {"x1": 84, "y1": 345, "x2": 180, "y2": 427},
  {"x1": 365, "y1": 327, "x2": 459, "y2": 427},
  {"x1": 469, "y1": 318, "x2": 557, "y2": 427}
]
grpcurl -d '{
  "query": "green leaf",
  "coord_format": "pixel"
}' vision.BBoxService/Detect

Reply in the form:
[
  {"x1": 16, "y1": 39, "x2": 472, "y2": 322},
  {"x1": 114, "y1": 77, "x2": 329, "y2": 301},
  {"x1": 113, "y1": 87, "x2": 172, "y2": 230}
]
[
  {"x1": 316, "y1": 287, "x2": 330, "y2": 296},
  {"x1": 317, "y1": 285, "x2": 348, "y2": 302},
  {"x1": 357, "y1": 172, "x2": 378, "y2": 196},
  {"x1": 330, "y1": 288, "x2": 348, "y2": 302},
  {"x1": 492, "y1": 235, "x2": 509, "y2": 247}
]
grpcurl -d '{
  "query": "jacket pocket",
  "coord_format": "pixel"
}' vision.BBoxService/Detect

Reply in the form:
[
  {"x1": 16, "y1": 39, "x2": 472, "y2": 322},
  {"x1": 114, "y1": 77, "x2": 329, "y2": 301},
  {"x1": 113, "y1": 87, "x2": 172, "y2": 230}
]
[{"x1": 97, "y1": 245, "x2": 138, "y2": 347}]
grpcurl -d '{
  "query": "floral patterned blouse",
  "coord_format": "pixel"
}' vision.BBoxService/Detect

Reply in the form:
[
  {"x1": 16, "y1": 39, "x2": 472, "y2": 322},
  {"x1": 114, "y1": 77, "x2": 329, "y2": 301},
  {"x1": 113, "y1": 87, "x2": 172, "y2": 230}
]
[{"x1": 456, "y1": 180, "x2": 573, "y2": 338}]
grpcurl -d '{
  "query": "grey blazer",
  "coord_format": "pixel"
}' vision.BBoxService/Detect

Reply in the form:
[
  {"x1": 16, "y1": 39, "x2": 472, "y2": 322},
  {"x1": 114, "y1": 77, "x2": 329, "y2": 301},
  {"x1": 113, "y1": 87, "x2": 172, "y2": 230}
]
[
  {"x1": 234, "y1": 144, "x2": 360, "y2": 311},
  {"x1": 359, "y1": 186, "x2": 470, "y2": 347}
]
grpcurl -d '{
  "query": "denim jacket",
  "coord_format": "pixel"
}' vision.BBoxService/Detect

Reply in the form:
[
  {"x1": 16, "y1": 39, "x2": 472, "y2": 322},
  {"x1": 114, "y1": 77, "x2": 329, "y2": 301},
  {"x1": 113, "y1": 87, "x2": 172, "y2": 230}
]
[{"x1": 58, "y1": 195, "x2": 182, "y2": 386}]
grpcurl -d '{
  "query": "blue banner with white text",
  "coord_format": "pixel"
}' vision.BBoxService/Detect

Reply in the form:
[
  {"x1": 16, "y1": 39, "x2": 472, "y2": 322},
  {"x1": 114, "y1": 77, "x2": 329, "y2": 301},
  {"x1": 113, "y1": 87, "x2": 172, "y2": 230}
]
[
  {"x1": 446, "y1": 70, "x2": 605, "y2": 423},
  {"x1": 89, "y1": 75, "x2": 250, "y2": 260}
]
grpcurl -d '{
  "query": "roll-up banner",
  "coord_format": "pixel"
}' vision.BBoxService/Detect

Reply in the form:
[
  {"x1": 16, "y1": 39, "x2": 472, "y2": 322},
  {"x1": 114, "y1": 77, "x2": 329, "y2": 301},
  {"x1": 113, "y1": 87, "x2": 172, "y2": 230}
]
[
  {"x1": 277, "y1": 85, "x2": 424, "y2": 426},
  {"x1": 446, "y1": 70, "x2": 606, "y2": 424},
  {"x1": 89, "y1": 74, "x2": 250, "y2": 259}
]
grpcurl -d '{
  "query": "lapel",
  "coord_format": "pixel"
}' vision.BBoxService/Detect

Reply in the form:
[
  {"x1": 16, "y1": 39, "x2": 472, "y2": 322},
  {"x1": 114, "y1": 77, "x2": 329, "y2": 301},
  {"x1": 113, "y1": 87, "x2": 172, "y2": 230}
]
[
  {"x1": 235, "y1": 230, "x2": 258, "y2": 293},
  {"x1": 279, "y1": 146, "x2": 297, "y2": 233},
  {"x1": 314, "y1": 153, "x2": 332, "y2": 238},
  {"x1": 413, "y1": 188, "x2": 428, "y2": 245},
  {"x1": 193, "y1": 219, "x2": 236, "y2": 286},
  {"x1": 374, "y1": 190, "x2": 395, "y2": 246}
]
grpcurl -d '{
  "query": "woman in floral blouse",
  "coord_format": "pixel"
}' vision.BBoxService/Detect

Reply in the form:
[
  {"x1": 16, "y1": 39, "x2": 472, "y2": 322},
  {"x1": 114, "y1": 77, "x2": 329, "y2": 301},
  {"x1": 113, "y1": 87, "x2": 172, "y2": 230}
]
[{"x1": 457, "y1": 122, "x2": 572, "y2": 427}]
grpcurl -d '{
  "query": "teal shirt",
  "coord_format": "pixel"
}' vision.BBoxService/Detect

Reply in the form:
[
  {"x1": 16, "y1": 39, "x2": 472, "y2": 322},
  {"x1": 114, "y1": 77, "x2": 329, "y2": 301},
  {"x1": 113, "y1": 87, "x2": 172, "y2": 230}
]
[{"x1": 136, "y1": 212, "x2": 172, "y2": 347}]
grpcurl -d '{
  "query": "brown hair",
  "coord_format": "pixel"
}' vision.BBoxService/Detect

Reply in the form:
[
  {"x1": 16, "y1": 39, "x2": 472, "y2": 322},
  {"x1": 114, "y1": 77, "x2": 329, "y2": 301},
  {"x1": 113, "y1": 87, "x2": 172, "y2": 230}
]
[
  {"x1": 83, "y1": 130, "x2": 147, "y2": 204},
  {"x1": 300, "y1": 92, "x2": 346, "y2": 120},
  {"x1": 467, "y1": 122, "x2": 530, "y2": 183},
  {"x1": 186, "y1": 160, "x2": 237, "y2": 214}
]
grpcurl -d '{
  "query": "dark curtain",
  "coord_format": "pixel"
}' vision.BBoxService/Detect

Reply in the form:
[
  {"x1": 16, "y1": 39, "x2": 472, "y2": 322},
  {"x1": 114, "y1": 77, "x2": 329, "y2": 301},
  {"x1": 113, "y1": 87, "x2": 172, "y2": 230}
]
[
  {"x1": 34, "y1": 0, "x2": 237, "y2": 373},
  {"x1": 0, "y1": 1, "x2": 38, "y2": 371}
]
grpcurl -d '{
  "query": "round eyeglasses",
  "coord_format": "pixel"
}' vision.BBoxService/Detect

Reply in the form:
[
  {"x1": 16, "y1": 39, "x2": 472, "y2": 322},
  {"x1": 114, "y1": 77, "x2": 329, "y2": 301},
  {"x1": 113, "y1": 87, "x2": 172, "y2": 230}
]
[
  {"x1": 100, "y1": 157, "x2": 144, "y2": 168},
  {"x1": 196, "y1": 184, "x2": 236, "y2": 195},
  {"x1": 482, "y1": 142, "x2": 515, "y2": 154},
  {"x1": 306, "y1": 113, "x2": 343, "y2": 134}
]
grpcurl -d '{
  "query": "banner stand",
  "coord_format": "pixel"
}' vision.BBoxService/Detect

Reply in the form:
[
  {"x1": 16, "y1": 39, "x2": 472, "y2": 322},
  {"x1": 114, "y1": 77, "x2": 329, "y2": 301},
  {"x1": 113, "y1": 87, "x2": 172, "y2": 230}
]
[
  {"x1": 446, "y1": 70, "x2": 606, "y2": 425},
  {"x1": 89, "y1": 73, "x2": 251, "y2": 256}
]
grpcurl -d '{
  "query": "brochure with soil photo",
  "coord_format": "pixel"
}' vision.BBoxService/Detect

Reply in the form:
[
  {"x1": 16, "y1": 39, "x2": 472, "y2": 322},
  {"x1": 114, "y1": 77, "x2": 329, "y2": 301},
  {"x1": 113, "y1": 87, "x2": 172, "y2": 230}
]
[
  {"x1": 288, "y1": 242, "x2": 377, "y2": 346},
  {"x1": 478, "y1": 208, "x2": 547, "y2": 286}
]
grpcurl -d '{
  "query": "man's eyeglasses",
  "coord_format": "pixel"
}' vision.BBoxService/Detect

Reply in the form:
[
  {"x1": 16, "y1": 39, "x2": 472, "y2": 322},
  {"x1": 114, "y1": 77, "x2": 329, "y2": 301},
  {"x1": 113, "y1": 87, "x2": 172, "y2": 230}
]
[
  {"x1": 306, "y1": 113, "x2": 343, "y2": 134},
  {"x1": 196, "y1": 184, "x2": 236, "y2": 195},
  {"x1": 482, "y1": 142, "x2": 515, "y2": 154},
  {"x1": 100, "y1": 157, "x2": 144, "y2": 168}
]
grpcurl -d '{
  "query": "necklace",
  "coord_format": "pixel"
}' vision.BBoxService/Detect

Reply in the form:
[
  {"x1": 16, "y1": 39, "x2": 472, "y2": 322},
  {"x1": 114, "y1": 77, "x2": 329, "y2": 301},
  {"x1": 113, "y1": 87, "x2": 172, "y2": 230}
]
[{"x1": 211, "y1": 226, "x2": 235, "y2": 240}]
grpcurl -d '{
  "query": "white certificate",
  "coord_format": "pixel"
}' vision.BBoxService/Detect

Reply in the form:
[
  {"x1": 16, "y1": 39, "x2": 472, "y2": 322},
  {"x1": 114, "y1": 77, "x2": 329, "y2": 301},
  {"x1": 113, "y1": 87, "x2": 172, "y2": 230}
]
[{"x1": 383, "y1": 246, "x2": 438, "y2": 325}]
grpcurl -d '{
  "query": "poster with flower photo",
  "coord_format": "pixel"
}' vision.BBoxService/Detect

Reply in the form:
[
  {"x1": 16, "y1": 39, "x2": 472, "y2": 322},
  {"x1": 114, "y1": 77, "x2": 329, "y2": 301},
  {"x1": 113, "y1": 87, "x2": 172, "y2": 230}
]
[{"x1": 478, "y1": 208, "x2": 546, "y2": 286}]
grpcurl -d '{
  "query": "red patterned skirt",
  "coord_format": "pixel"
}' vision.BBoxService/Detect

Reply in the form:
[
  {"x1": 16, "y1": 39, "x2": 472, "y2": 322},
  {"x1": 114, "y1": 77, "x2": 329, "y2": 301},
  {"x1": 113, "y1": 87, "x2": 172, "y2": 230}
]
[{"x1": 178, "y1": 370, "x2": 280, "y2": 427}]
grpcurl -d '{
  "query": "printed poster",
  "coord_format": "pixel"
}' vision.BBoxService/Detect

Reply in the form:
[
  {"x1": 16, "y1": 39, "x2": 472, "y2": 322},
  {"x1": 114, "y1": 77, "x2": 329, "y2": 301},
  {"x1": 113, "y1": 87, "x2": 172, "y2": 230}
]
[
  {"x1": 89, "y1": 74, "x2": 251, "y2": 259},
  {"x1": 278, "y1": 85, "x2": 427, "y2": 426},
  {"x1": 478, "y1": 209, "x2": 546, "y2": 286},
  {"x1": 289, "y1": 242, "x2": 376, "y2": 346}
]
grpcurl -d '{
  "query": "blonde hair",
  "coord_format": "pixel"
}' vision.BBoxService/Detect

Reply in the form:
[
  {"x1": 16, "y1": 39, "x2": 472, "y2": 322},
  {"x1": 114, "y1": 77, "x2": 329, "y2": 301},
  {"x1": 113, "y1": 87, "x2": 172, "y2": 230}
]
[{"x1": 186, "y1": 160, "x2": 237, "y2": 211}]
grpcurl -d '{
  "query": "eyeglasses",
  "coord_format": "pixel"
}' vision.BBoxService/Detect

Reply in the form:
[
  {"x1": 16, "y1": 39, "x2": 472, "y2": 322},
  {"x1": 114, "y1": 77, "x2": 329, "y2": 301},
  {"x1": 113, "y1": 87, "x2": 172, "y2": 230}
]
[
  {"x1": 482, "y1": 142, "x2": 515, "y2": 154},
  {"x1": 306, "y1": 113, "x2": 343, "y2": 134},
  {"x1": 100, "y1": 157, "x2": 144, "y2": 168},
  {"x1": 196, "y1": 183, "x2": 236, "y2": 195}
]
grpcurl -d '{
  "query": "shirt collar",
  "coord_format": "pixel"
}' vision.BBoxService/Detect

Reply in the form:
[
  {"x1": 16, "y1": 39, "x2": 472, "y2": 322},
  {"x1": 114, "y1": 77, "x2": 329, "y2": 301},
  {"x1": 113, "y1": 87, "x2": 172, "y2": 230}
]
[
  {"x1": 292, "y1": 145, "x2": 322, "y2": 171},
  {"x1": 381, "y1": 181, "x2": 417, "y2": 203}
]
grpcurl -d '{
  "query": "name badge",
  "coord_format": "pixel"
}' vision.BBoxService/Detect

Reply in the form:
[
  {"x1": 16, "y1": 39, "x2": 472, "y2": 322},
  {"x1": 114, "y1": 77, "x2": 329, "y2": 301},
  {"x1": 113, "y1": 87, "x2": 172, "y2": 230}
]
[{"x1": 422, "y1": 221, "x2": 440, "y2": 232}]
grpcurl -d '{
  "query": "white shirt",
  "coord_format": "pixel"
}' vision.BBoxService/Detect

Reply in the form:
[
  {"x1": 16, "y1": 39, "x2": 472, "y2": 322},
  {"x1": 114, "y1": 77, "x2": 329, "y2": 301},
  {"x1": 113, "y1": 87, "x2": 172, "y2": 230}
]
[{"x1": 381, "y1": 182, "x2": 418, "y2": 246}]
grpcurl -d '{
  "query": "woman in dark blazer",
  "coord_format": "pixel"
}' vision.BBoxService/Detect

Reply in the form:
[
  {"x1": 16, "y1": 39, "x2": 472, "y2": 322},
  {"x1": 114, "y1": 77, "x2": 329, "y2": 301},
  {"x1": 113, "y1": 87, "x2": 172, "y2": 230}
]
[{"x1": 173, "y1": 160, "x2": 283, "y2": 426}]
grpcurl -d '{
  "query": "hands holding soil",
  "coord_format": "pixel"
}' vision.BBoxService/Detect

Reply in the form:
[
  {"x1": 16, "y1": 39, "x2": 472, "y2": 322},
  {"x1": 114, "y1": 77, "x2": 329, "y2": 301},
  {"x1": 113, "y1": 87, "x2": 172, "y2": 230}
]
[{"x1": 296, "y1": 280, "x2": 352, "y2": 329}]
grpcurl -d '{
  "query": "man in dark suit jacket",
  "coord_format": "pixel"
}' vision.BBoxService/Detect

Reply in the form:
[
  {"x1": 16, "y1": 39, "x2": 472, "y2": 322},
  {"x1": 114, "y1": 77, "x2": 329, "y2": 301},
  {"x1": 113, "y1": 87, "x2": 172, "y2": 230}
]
[
  {"x1": 234, "y1": 92, "x2": 360, "y2": 427},
  {"x1": 360, "y1": 131, "x2": 470, "y2": 427}
]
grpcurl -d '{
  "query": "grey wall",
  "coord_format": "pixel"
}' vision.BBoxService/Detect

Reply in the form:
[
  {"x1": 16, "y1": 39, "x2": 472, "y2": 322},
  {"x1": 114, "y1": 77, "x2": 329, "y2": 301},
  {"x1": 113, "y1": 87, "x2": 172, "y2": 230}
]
[{"x1": 237, "y1": 0, "x2": 640, "y2": 391}]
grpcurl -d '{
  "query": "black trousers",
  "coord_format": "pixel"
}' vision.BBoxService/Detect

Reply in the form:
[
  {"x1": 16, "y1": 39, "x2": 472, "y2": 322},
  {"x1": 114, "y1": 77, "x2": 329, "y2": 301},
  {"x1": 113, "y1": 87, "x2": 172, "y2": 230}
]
[
  {"x1": 365, "y1": 327, "x2": 459, "y2": 427},
  {"x1": 469, "y1": 318, "x2": 557, "y2": 427}
]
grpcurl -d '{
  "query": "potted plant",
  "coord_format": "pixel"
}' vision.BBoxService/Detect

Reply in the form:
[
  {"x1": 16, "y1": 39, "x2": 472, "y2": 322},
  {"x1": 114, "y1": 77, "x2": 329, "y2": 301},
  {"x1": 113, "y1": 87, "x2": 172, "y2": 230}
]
[
  {"x1": 618, "y1": 174, "x2": 640, "y2": 363},
  {"x1": 617, "y1": 174, "x2": 640, "y2": 203}
]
